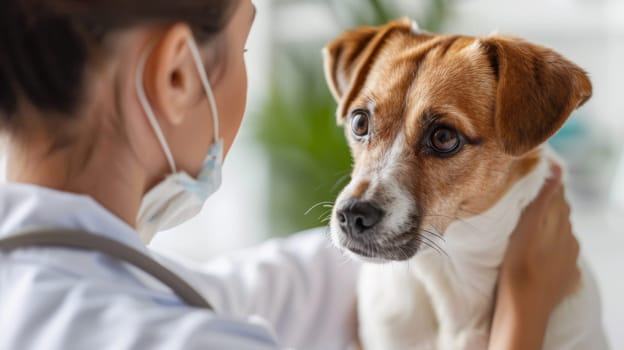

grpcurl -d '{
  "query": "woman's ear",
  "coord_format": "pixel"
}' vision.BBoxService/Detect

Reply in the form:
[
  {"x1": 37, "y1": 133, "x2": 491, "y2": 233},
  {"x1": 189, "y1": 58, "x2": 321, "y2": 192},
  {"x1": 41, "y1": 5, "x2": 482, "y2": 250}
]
[
  {"x1": 479, "y1": 36, "x2": 592, "y2": 156},
  {"x1": 322, "y1": 18, "x2": 415, "y2": 123},
  {"x1": 143, "y1": 23, "x2": 203, "y2": 126}
]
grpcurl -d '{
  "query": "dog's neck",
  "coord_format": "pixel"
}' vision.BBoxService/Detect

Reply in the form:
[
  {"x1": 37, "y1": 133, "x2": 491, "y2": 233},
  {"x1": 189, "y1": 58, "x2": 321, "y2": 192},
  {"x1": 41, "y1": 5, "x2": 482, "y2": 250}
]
[{"x1": 434, "y1": 148, "x2": 554, "y2": 296}]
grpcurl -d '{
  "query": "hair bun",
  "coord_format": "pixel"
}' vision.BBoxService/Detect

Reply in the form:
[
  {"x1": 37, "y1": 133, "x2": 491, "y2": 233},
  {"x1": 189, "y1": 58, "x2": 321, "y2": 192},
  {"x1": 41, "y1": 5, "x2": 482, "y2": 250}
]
[{"x1": 0, "y1": 0, "x2": 238, "y2": 129}]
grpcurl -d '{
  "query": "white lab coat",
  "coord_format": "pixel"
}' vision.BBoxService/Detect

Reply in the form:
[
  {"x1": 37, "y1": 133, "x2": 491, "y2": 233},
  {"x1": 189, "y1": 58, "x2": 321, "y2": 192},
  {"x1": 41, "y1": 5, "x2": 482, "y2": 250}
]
[{"x1": 0, "y1": 183, "x2": 360, "y2": 350}]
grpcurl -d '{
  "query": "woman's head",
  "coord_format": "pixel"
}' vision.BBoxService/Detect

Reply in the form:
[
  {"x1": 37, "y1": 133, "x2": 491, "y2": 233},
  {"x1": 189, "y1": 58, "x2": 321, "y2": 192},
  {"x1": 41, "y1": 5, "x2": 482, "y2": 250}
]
[{"x1": 0, "y1": 0, "x2": 256, "y2": 226}]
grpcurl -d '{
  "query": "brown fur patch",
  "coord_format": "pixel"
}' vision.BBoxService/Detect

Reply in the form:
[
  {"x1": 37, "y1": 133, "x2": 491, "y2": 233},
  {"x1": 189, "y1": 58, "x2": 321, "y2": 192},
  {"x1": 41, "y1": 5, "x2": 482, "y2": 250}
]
[{"x1": 352, "y1": 180, "x2": 371, "y2": 199}]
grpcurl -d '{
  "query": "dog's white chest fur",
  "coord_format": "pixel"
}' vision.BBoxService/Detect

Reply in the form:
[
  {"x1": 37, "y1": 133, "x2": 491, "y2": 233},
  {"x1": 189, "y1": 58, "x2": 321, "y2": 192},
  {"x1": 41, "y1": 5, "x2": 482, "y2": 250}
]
[{"x1": 357, "y1": 150, "x2": 608, "y2": 350}]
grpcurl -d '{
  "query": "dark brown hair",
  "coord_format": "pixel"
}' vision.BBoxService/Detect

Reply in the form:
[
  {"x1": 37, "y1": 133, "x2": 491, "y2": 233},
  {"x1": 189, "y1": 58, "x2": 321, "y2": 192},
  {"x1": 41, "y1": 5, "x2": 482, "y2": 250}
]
[{"x1": 0, "y1": 0, "x2": 239, "y2": 129}]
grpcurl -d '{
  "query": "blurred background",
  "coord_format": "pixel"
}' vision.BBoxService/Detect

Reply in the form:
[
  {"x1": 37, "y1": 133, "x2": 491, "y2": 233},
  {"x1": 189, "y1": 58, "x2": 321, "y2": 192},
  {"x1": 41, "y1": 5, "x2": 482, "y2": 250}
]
[
  {"x1": 149, "y1": 0, "x2": 624, "y2": 346},
  {"x1": 1, "y1": 0, "x2": 618, "y2": 346}
]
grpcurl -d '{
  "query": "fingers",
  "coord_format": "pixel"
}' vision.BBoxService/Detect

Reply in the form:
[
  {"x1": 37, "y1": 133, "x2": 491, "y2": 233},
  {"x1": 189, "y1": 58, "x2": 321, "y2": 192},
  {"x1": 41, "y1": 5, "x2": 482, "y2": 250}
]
[
  {"x1": 549, "y1": 192, "x2": 573, "y2": 251},
  {"x1": 501, "y1": 162, "x2": 582, "y2": 308},
  {"x1": 565, "y1": 242, "x2": 582, "y2": 295},
  {"x1": 534, "y1": 164, "x2": 563, "y2": 206},
  {"x1": 522, "y1": 165, "x2": 566, "y2": 230},
  {"x1": 560, "y1": 215, "x2": 580, "y2": 294},
  {"x1": 552, "y1": 186, "x2": 570, "y2": 225},
  {"x1": 571, "y1": 237, "x2": 580, "y2": 262},
  {"x1": 512, "y1": 165, "x2": 567, "y2": 247},
  {"x1": 548, "y1": 163, "x2": 563, "y2": 182}
]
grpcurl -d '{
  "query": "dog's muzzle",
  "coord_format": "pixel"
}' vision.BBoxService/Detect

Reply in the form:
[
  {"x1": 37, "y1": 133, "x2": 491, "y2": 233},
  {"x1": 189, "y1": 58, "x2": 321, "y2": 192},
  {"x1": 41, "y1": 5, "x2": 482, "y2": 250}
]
[{"x1": 332, "y1": 197, "x2": 422, "y2": 261}]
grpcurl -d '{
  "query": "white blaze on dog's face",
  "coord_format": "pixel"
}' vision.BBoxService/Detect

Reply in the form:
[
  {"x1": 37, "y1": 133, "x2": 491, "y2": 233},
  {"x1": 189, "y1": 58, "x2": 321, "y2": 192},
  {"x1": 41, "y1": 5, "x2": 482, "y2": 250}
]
[{"x1": 323, "y1": 19, "x2": 592, "y2": 262}]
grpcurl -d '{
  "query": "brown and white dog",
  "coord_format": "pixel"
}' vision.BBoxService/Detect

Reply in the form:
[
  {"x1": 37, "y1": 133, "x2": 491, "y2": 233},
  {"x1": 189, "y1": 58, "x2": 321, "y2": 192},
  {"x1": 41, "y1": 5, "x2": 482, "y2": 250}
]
[{"x1": 323, "y1": 19, "x2": 608, "y2": 349}]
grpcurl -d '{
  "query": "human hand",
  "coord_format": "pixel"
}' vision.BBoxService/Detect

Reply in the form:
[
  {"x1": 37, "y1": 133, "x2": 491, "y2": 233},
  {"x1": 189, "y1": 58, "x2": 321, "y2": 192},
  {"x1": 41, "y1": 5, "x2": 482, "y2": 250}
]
[
  {"x1": 500, "y1": 164, "x2": 580, "y2": 312},
  {"x1": 490, "y1": 164, "x2": 580, "y2": 350}
]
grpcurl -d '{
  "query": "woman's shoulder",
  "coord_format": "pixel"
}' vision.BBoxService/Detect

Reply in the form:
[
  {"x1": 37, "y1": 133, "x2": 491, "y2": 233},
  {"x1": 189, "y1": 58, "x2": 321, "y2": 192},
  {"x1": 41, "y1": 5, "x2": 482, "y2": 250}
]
[{"x1": 0, "y1": 246, "x2": 281, "y2": 350}]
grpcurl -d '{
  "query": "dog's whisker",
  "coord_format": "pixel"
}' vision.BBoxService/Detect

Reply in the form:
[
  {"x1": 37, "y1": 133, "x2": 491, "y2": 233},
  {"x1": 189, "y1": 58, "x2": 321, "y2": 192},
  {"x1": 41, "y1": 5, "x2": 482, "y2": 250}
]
[
  {"x1": 420, "y1": 236, "x2": 449, "y2": 258},
  {"x1": 304, "y1": 201, "x2": 335, "y2": 216},
  {"x1": 416, "y1": 237, "x2": 448, "y2": 258},
  {"x1": 414, "y1": 238, "x2": 437, "y2": 255},
  {"x1": 368, "y1": 240, "x2": 375, "y2": 258},
  {"x1": 330, "y1": 174, "x2": 351, "y2": 193},
  {"x1": 418, "y1": 238, "x2": 443, "y2": 255},
  {"x1": 418, "y1": 233, "x2": 443, "y2": 247},
  {"x1": 401, "y1": 244, "x2": 414, "y2": 261},
  {"x1": 420, "y1": 228, "x2": 445, "y2": 242},
  {"x1": 317, "y1": 209, "x2": 332, "y2": 221}
]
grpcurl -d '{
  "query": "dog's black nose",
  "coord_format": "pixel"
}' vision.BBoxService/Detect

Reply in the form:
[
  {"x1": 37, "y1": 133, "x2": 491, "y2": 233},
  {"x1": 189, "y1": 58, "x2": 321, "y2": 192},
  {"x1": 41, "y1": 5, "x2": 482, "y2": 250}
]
[{"x1": 337, "y1": 200, "x2": 384, "y2": 236}]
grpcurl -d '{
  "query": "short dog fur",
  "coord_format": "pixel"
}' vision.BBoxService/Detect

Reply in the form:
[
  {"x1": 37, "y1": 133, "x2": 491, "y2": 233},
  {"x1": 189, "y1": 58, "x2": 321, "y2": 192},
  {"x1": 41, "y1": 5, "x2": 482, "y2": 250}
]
[{"x1": 323, "y1": 19, "x2": 608, "y2": 349}]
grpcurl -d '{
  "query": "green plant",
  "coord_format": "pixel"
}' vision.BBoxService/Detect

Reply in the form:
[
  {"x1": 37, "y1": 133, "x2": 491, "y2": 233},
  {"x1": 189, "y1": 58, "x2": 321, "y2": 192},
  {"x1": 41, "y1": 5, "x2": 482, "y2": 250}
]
[
  {"x1": 256, "y1": 49, "x2": 351, "y2": 236},
  {"x1": 255, "y1": 0, "x2": 449, "y2": 236}
]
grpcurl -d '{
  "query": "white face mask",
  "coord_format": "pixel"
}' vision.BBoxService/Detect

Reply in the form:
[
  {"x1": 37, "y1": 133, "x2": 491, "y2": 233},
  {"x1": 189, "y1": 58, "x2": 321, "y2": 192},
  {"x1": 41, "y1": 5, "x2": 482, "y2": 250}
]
[{"x1": 135, "y1": 36, "x2": 223, "y2": 243}]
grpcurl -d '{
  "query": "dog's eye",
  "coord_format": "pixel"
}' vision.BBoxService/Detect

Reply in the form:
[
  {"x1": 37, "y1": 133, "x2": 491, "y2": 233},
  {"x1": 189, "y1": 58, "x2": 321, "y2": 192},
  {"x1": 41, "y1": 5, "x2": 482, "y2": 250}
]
[
  {"x1": 430, "y1": 127, "x2": 461, "y2": 154},
  {"x1": 351, "y1": 111, "x2": 370, "y2": 138}
]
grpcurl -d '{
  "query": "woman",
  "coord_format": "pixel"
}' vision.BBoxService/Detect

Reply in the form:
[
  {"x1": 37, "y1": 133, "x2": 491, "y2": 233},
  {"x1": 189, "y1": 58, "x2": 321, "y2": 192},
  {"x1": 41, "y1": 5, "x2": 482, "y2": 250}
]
[{"x1": 0, "y1": 0, "x2": 579, "y2": 349}]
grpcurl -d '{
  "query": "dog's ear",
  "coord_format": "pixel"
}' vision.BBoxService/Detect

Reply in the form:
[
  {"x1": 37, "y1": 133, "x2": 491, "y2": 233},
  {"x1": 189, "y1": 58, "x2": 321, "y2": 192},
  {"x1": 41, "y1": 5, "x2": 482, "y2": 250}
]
[
  {"x1": 323, "y1": 19, "x2": 413, "y2": 123},
  {"x1": 479, "y1": 37, "x2": 592, "y2": 156}
]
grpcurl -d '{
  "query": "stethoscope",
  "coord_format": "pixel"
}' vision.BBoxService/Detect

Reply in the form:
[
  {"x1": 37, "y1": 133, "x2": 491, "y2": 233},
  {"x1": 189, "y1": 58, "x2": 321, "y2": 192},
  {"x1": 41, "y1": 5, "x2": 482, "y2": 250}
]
[{"x1": 0, "y1": 228, "x2": 213, "y2": 309}]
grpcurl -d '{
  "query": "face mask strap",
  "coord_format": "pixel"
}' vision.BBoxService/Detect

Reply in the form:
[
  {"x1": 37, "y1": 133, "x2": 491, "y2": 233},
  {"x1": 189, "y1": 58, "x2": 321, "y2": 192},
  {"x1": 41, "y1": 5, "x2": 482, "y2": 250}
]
[
  {"x1": 136, "y1": 41, "x2": 178, "y2": 173},
  {"x1": 186, "y1": 36, "x2": 221, "y2": 144}
]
